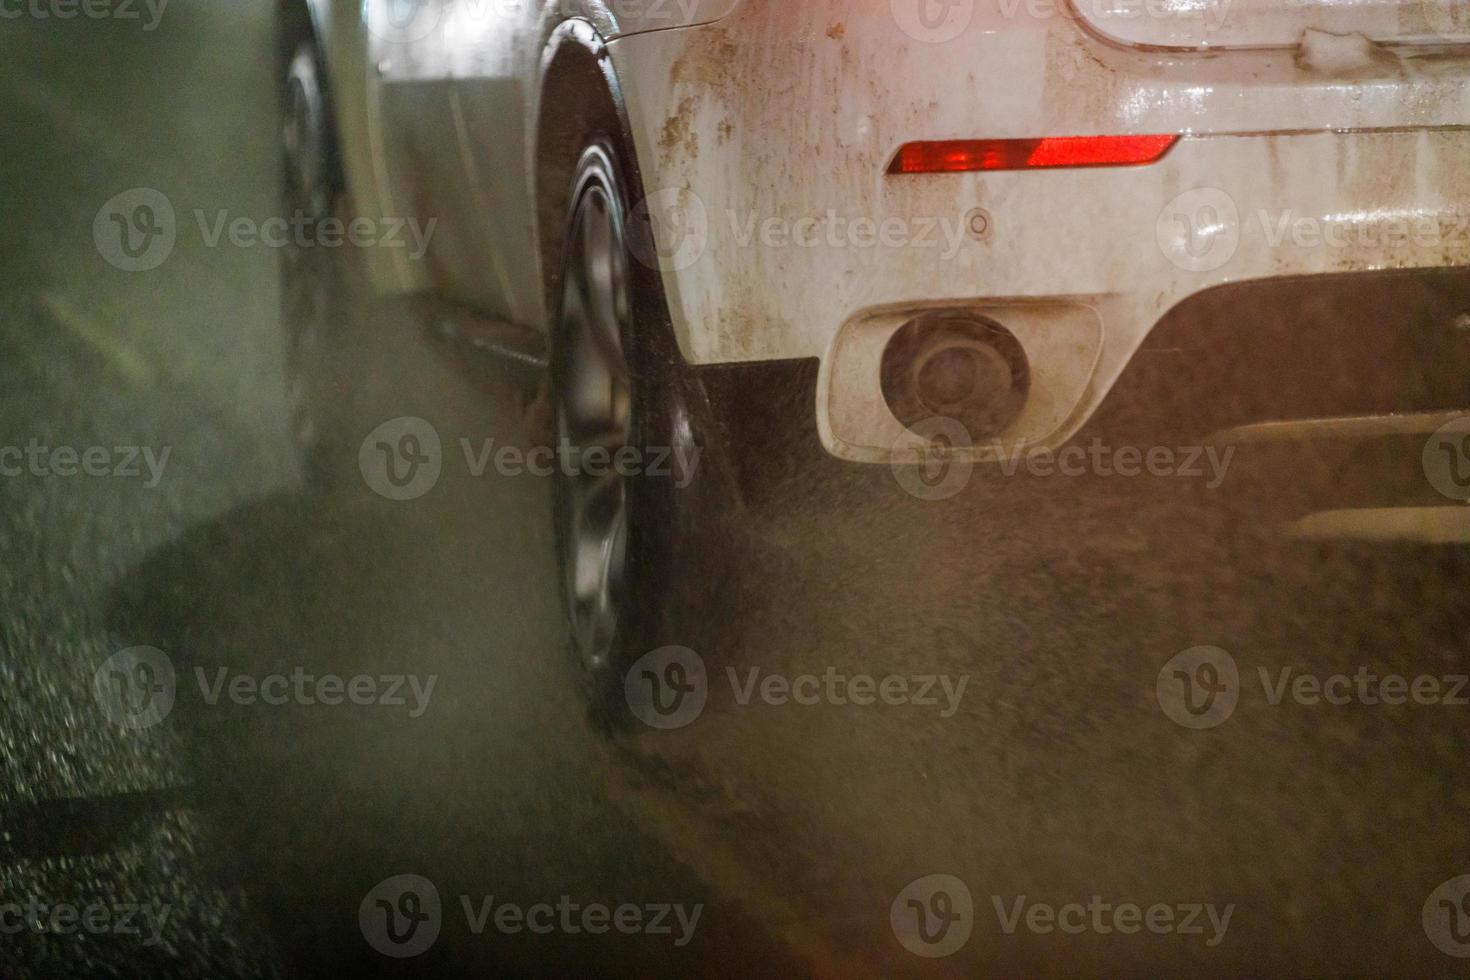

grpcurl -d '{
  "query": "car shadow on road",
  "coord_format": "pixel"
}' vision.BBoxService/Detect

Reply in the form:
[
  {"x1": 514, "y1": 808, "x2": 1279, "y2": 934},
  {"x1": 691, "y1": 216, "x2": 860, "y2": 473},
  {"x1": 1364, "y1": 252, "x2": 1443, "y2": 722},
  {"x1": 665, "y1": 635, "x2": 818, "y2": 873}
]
[{"x1": 101, "y1": 453, "x2": 806, "y2": 979}]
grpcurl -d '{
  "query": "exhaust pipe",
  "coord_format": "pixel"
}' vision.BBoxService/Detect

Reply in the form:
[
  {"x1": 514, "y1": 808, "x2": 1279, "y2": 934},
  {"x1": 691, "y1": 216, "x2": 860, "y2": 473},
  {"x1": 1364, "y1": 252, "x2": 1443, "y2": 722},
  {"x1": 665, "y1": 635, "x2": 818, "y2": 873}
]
[{"x1": 881, "y1": 313, "x2": 1030, "y2": 440}]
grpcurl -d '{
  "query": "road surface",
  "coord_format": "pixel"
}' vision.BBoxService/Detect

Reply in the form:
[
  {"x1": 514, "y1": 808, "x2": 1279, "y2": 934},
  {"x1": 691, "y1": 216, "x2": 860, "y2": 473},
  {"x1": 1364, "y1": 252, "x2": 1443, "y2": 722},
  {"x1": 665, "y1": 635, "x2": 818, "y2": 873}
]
[{"x1": 3, "y1": 5, "x2": 1470, "y2": 978}]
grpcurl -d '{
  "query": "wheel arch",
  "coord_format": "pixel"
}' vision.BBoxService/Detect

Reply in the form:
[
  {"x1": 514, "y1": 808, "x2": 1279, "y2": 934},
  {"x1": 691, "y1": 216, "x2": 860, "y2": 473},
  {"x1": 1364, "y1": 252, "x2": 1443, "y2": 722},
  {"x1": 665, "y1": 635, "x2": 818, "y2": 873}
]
[
  {"x1": 275, "y1": 0, "x2": 409, "y2": 295},
  {"x1": 533, "y1": 20, "x2": 658, "y2": 329}
]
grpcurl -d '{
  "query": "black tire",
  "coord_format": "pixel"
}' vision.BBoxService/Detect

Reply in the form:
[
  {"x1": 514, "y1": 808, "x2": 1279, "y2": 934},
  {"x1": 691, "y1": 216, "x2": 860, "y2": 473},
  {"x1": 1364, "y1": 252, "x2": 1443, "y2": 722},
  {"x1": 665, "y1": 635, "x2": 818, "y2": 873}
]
[
  {"x1": 279, "y1": 33, "x2": 354, "y2": 488},
  {"x1": 549, "y1": 139, "x2": 734, "y2": 727}
]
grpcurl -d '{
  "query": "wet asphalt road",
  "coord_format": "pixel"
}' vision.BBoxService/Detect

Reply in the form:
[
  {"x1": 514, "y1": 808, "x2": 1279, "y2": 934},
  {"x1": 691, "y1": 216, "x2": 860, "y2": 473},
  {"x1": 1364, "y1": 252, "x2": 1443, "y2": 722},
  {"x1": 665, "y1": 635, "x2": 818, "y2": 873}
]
[
  {"x1": 0, "y1": 7, "x2": 796, "y2": 977},
  {"x1": 5, "y1": 5, "x2": 1470, "y2": 979}
]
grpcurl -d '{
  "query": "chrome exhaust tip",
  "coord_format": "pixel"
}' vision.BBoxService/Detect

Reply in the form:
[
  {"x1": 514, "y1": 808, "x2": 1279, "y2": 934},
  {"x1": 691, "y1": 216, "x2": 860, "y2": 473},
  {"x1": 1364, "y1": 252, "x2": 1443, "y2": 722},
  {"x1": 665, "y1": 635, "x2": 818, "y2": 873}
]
[{"x1": 881, "y1": 312, "x2": 1030, "y2": 441}]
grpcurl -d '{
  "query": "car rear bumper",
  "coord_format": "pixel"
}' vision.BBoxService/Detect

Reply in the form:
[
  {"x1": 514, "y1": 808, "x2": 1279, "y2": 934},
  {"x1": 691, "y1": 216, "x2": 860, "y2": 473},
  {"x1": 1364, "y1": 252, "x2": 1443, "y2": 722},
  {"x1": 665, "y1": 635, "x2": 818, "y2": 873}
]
[
  {"x1": 612, "y1": 11, "x2": 1470, "y2": 468},
  {"x1": 1076, "y1": 267, "x2": 1470, "y2": 537}
]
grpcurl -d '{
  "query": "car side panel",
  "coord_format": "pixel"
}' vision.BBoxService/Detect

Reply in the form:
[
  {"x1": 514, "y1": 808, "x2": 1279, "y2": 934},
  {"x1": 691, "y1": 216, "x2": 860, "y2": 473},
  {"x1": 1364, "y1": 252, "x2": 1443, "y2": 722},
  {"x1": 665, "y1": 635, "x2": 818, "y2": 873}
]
[{"x1": 310, "y1": 0, "x2": 743, "y2": 320}]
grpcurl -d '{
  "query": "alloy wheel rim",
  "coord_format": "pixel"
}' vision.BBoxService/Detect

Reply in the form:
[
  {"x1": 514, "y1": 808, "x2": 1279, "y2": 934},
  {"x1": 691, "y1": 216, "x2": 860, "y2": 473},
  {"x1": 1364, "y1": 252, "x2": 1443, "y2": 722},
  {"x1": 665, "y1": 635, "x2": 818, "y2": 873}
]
[
  {"x1": 555, "y1": 186, "x2": 634, "y2": 671},
  {"x1": 281, "y1": 49, "x2": 331, "y2": 453},
  {"x1": 282, "y1": 50, "x2": 328, "y2": 220}
]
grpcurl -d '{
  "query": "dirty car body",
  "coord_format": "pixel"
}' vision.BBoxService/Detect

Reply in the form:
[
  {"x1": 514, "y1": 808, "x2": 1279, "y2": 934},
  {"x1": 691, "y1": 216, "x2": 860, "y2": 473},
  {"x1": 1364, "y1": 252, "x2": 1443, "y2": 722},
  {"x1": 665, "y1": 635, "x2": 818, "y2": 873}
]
[{"x1": 293, "y1": 0, "x2": 1470, "y2": 524}]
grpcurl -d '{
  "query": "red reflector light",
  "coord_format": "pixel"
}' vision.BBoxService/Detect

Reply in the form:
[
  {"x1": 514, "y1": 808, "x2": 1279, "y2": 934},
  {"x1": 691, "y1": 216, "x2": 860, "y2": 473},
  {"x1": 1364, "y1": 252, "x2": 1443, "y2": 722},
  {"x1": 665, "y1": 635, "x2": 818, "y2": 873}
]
[{"x1": 888, "y1": 135, "x2": 1179, "y2": 175}]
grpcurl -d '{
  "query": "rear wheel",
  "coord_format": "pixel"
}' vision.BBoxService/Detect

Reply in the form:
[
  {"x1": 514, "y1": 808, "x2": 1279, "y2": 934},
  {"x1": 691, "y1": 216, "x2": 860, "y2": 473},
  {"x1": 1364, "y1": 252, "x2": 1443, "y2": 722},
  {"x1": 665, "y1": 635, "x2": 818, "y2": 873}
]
[{"x1": 550, "y1": 142, "x2": 726, "y2": 723}]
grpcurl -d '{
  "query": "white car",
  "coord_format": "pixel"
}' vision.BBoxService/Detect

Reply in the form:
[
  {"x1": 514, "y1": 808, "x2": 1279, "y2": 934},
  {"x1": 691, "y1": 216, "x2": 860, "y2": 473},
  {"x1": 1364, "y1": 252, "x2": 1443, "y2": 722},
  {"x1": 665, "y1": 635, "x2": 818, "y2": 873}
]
[{"x1": 278, "y1": 0, "x2": 1470, "y2": 705}]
